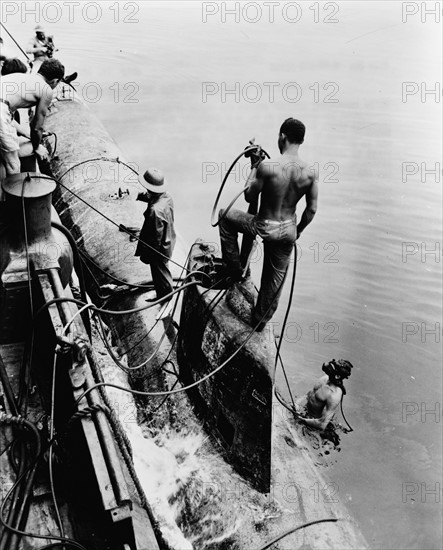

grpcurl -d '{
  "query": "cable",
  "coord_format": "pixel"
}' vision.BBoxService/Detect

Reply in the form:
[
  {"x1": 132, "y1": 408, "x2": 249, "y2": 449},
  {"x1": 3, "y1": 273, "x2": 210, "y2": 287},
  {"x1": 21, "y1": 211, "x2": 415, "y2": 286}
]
[
  {"x1": 74, "y1": 312, "x2": 271, "y2": 406},
  {"x1": 340, "y1": 396, "x2": 354, "y2": 432},
  {"x1": 0, "y1": 413, "x2": 41, "y2": 550},
  {"x1": 211, "y1": 144, "x2": 270, "y2": 227},
  {"x1": 0, "y1": 431, "x2": 88, "y2": 550},
  {"x1": 74, "y1": 273, "x2": 285, "y2": 407},
  {"x1": 61, "y1": 304, "x2": 92, "y2": 337},
  {"x1": 0, "y1": 22, "x2": 31, "y2": 63},
  {"x1": 34, "y1": 281, "x2": 199, "y2": 321},
  {"x1": 78, "y1": 249, "x2": 154, "y2": 290},
  {"x1": 94, "y1": 311, "x2": 167, "y2": 372},
  {"x1": 274, "y1": 243, "x2": 298, "y2": 412},
  {"x1": 48, "y1": 354, "x2": 64, "y2": 538},
  {"x1": 58, "y1": 156, "x2": 139, "y2": 182},
  {"x1": 21, "y1": 177, "x2": 34, "y2": 319},
  {"x1": 44, "y1": 132, "x2": 57, "y2": 158},
  {"x1": 254, "y1": 518, "x2": 340, "y2": 550},
  {"x1": 31, "y1": 174, "x2": 189, "y2": 272}
]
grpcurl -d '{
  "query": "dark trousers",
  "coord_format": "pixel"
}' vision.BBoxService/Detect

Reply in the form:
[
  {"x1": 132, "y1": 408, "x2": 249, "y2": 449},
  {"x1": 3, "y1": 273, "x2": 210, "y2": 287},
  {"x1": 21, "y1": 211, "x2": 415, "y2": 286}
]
[
  {"x1": 150, "y1": 259, "x2": 173, "y2": 300},
  {"x1": 219, "y1": 208, "x2": 296, "y2": 326}
]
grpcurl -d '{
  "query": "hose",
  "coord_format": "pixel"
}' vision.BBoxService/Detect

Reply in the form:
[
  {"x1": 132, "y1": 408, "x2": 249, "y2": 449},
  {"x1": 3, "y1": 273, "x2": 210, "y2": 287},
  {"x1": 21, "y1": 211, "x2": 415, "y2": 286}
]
[
  {"x1": 211, "y1": 144, "x2": 270, "y2": 227},
  {"x1": 255, "y1": 518, "x2": 340, "y2": 550},
  {"x1": 30, "y1": 174, "x2": 190, "y2": 272},
  {"x1": 50, "y1": 221, "x2": 90, "y2": 336}
]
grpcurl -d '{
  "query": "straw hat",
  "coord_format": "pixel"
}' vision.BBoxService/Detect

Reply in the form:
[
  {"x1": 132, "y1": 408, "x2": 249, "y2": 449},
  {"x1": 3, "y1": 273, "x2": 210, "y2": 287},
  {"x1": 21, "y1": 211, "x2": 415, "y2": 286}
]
[
  {"x1": 35, "y1": 25, "x2": 45, "y2": 33},
  {"x1": 142, "y1": 168, "x2": 167, "y2": 193}
]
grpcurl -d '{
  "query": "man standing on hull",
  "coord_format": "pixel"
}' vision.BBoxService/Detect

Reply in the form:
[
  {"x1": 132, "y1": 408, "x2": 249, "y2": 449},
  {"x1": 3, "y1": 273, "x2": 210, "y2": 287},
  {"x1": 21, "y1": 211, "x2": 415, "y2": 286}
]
[
  {"x1": 135, "y1": 168, "x2": 176, "y2": 319},
  {"x1": 218, "y1": 117, "x2": 319, "y2": 331},
  {"x1": 0, "y1": 58, "x2": 64, "y2": 176}
]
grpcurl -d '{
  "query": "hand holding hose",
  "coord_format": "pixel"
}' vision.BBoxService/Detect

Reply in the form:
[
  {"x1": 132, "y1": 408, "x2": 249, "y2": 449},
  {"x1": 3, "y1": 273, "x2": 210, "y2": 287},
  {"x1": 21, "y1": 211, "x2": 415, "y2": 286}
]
[{"x1": 244, "y1": 139, "x2": 266, "y2": 169}]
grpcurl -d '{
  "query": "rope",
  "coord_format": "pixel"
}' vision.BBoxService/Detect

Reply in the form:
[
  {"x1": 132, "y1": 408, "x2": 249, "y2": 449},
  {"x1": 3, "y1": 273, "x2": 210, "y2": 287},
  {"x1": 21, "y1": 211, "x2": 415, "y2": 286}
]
[
  {"x1": 274, "y1": 243, "x2": 298, "y2": 411},
  {"x1": 84, "y1": 352, "x2": 153, "y2": 514},
  {"x1": 67, "y1": 403, "x2": 110, "y2": 424},
  {"x1": 211, "y1": 144, "x2": 270, "y2": 227},
  {"x1": 31, "y1": 174, "x2": 189, "y2": 272},
  {"x1": 58, "y1": 156, "x2": 139, "y2": 181},
  {"x1": 255, "y1": 518, "x2": 340, "y2": 550},
  {"x1": 0, "y1": 23, "x2": 31, "y2": 62}
]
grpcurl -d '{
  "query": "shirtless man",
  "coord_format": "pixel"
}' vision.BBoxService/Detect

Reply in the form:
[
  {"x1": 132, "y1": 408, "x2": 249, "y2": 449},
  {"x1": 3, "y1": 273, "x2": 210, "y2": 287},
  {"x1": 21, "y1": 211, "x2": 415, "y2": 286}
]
[
  {"x1": 295, "y1": 359, "x2": 353, "y2": 431},
  {"x1": 0, "y1": 58, "x2": 64, "y2": 176},
  {"x1": 218, "y1": 117, "x2": 318, "y2": 330}
]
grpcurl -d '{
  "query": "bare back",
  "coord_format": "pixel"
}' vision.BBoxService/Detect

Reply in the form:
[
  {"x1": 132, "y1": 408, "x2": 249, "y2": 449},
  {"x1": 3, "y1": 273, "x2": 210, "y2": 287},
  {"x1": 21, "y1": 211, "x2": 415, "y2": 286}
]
[
  {"x1": 1, "y1": 73, "x2": 53, "y2": 111},
  {"x1": 306, "y1": 374, "x2": 342, "y2": 417},
  {"x1": 256, "y1": 154, "x2": 316, "y2": 221}
]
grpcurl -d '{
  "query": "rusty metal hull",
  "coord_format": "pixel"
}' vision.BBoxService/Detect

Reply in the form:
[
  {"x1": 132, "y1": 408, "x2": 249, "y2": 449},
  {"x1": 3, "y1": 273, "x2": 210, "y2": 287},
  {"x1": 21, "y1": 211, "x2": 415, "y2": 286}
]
[{"x1": 177, "y1": 242, "x2": 276, "y2": 492}]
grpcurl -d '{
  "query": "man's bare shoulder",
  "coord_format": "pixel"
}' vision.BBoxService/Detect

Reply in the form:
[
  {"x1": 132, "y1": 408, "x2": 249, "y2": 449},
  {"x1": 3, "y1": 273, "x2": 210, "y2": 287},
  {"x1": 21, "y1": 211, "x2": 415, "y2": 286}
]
[
  {"x1": 324, "y1": 385, "x2": 343, "y2": 406},
  {"x1": 257, "y1": 159, "x2": 279, "y2": 178}
]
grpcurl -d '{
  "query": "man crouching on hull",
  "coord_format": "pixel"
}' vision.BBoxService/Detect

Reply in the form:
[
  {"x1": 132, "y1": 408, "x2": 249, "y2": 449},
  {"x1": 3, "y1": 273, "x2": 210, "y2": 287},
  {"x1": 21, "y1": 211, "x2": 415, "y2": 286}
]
[
  {"x1": 218, "y1": 117, "x2": 318, "y2": 331},
  {"x1": 0, "y1": 58, "x2": 64, "y2": 176},
  {"x1": 295, "y1": 359, "x2": 353, "y2": 431}
]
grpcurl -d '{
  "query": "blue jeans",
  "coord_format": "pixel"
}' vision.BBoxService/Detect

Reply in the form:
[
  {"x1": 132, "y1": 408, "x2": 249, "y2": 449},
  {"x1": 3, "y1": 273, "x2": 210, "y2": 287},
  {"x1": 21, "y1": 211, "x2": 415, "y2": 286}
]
[{"x1": 219, "y1": 208, "x2": 296, "y2": 326}]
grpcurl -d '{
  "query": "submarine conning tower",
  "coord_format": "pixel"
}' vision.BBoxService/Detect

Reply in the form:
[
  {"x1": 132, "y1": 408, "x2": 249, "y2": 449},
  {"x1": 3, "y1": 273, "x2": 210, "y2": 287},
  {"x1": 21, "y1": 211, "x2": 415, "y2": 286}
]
[{"x1": 0, "y1": 173, "x2": 73, "y2": 344}]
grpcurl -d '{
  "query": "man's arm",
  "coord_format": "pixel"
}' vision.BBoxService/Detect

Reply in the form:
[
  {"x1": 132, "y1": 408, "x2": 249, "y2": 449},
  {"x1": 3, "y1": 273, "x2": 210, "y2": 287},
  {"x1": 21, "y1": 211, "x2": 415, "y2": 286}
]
[
  {"x1": 296, "y1": 176, "x2": 318, "y2": 239},
  {"x1": 136, "y1": 191, "x2": 150, "y2": 203},
  {"x1": 12, "y1": 120, "x2": 30, "y2": 140},
  {"x1": 30, "y1": 88, "x2": 52, "y2": 158},
  {"x1": 26, "y1": 39, "x2": 46, "y2": 56},
  {"x1": 298, "y1": 395, "x2": 340, "y2": 431},
  {"x1": 244, "y1": 162, "x2": 264, "y2": 204}
]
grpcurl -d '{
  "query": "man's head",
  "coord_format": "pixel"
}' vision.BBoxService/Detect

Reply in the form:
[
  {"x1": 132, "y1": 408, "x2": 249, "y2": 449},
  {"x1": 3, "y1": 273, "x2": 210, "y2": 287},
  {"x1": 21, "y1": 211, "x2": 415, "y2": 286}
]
[
  {"x1": 322, "y1": 359, "x2": 353, "y2": 382},
  {"x1": 1, "y1": 58, "x2": 28, "y2": 76},
  {"x1": 278, "y1": 117, "x2": 305, "y2": 153},
  {"x1": 35, "y1": 25, "x2": 46, "y2": 41},
  {"x1": 38, "y1": 59, "x2": 65, "y2": 89},
  {"x1": 142, "y1": 168, "x2": 167, "y2": 195}
]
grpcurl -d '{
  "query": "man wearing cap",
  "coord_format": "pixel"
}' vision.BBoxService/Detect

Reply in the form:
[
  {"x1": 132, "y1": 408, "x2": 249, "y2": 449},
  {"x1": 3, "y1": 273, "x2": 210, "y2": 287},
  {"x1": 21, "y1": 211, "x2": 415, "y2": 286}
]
[
  {"x1": 294, "y1": 359, "x2": 353, "y2": 431},
  {"x1": 0, "y1": 58, "x2": 64, "y2": 177},
  {"x1": 26, "y1": 26, "x2": 55, "y2": 73},
  {"x1": 135, "y1": 168, "x2": 176, "y2": 305}
]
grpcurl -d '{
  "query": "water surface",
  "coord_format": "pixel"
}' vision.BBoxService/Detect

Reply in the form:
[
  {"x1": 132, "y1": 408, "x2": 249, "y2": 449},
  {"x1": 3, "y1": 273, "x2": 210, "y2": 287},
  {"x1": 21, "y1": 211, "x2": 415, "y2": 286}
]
[{"x1": 4, "y1": 2, "x2": 442, "y2": 548}]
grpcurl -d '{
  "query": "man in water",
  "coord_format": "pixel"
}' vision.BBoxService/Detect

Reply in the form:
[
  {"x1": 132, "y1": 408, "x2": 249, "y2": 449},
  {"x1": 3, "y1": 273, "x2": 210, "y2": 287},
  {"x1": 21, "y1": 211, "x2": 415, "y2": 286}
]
[
  {"x1": 294, "y1": 359, "x2": 353, "y2": 431},
  {"x1": 135, "y1": 168, "x2": 176, "y2": 318},
  {"x1": 26, "y1": 25, "x2": 55, "y2": 73},
  {"x1": 0, "y1": 58, "x2": 64, "y2": 176},
  {"x1": 218, "y1": 117, "x2": 318, "y2": 330}
]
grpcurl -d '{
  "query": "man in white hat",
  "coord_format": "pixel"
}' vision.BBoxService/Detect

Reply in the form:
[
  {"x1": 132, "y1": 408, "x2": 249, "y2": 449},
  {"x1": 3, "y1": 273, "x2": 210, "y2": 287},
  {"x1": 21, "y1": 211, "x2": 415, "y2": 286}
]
[
  {"x1": 26, "y1": 25, "x2": 54, "y2": 73},
  {"x1": 135, "y1": 168, "x2": 176, "y2": 311}
]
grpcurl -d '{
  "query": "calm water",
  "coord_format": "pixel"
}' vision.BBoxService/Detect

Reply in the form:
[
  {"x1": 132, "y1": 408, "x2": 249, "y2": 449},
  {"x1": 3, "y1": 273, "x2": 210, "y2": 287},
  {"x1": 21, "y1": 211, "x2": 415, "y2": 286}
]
[{"x1": 4, "y1": 2, "x2": 442, "y2": 548}]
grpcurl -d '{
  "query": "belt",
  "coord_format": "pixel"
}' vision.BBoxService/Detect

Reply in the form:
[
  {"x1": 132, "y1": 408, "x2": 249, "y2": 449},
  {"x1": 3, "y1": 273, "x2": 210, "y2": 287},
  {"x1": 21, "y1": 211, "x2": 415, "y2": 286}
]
[
  {"x1": 0, "y1": 98, "x2": 11, "y2": 109},
  {"x1": 258, "y1": 217, "x2": 296, "y2": 226}
]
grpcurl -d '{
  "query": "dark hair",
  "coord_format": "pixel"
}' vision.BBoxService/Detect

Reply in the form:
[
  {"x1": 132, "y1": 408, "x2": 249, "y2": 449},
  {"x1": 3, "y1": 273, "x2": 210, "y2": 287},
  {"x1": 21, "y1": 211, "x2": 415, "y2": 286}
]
[
  {"x1": 1, "y1": 58, "x2": 28, "y2": 75},
  {"x1": 280, "y1": 117, "x2": 305, "y2": 144},
  {"x1": 38, "y1": 58, "x2": 64, "y2": 81}
]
